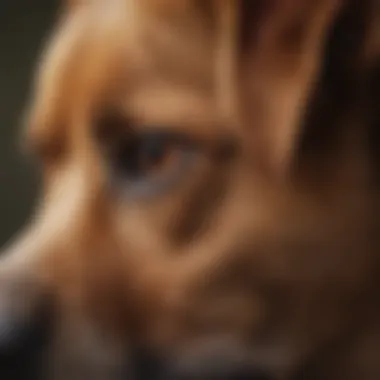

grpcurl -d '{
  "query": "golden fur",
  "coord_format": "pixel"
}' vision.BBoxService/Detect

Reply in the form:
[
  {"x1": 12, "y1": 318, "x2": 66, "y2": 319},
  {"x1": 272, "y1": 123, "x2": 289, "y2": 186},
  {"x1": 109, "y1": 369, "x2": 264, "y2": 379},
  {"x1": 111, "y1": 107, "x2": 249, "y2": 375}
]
[{"x1": 1, "y1": 0, "x2": 380, "y2": 379}]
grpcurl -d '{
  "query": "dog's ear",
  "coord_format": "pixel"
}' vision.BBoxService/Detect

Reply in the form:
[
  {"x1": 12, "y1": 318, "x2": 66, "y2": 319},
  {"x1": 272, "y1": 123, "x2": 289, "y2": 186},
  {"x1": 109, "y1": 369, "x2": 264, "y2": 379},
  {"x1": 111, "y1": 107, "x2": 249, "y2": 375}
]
[
  {"x1": 210, "y1": 0, "x2": 343, "y2": 177},
  {"x1": 362, "y1": 1, "x2": 380, "y2": 71}
]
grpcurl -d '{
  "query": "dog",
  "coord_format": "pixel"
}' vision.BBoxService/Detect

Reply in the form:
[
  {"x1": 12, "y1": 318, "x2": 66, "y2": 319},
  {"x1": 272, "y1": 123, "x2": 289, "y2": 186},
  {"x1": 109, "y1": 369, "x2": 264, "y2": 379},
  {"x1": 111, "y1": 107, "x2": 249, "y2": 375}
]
[{"x1": 0, "y1": 0, "x2": 379, "y2": 379}]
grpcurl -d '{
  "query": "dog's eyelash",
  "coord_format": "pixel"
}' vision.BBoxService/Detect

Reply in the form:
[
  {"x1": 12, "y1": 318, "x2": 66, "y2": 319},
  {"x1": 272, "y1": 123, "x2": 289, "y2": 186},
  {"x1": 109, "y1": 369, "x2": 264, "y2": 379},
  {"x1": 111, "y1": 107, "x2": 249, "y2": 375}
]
[{"x1": 95, "y1": 110, "x2": 239, "y2": 162}]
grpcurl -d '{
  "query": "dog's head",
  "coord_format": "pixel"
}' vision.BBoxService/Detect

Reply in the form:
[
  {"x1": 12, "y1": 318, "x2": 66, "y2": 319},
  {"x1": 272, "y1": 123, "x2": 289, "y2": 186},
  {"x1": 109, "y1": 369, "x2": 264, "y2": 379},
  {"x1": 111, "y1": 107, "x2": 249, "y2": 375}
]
[{"x1": 0, "y1": 1, "x2": 380, "y2": 379}]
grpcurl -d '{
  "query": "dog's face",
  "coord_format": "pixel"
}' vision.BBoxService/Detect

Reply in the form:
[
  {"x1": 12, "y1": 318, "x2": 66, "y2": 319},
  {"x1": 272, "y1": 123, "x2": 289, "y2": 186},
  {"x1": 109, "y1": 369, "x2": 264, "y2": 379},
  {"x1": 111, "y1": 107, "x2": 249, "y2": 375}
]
[{"x1": 0, "y1": 1, "x2": 379, "y2": 379}]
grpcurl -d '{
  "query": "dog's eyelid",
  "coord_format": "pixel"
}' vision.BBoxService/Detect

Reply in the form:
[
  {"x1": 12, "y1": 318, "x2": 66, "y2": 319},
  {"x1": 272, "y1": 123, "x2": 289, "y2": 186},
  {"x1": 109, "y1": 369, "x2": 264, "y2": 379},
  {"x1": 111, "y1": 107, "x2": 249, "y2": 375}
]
[
  {"x1": 94, "y1": 107, "x2": 240, "y2": 161},
  {"x1": 115, "y1": 128, "x2": 239, "y2": 161},
  {"x1": 94, "y1": 109, "x2": 135, "y2": 145}
]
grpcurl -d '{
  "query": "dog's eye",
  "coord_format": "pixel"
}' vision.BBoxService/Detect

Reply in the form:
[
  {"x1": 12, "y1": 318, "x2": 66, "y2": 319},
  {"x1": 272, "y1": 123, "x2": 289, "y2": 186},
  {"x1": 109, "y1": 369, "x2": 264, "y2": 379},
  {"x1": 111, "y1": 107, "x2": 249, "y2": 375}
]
[
  {"x1": 116, "y1": 133, "x2": 179, "y2": 179},
  {"x1": 111, "y1": 132, "x2": 197, "y2": 199}
]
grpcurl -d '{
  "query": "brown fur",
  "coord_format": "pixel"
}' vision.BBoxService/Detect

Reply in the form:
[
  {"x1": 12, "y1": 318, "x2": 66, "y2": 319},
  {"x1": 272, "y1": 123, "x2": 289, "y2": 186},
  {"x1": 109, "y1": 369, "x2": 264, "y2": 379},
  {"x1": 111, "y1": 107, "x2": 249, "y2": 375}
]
[{"x1": 1, "y1": 0, "x2": 380, "y2": 379}]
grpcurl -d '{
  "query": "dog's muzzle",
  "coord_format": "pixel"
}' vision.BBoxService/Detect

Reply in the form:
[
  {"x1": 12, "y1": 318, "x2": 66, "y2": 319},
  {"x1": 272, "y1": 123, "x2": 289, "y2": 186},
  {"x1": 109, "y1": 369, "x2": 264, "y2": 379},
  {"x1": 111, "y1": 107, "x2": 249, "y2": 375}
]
[{"x1": 0, "y1": 271, "x2": 274, "y2": 380}]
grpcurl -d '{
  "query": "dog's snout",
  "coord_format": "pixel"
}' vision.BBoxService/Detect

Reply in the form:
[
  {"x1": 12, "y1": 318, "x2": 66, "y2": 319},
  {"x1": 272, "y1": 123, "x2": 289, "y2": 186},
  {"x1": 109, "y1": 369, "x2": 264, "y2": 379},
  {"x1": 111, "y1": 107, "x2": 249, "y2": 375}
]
[{"x1": 0, "y1": 271, "x2": 53, "y2": 379}]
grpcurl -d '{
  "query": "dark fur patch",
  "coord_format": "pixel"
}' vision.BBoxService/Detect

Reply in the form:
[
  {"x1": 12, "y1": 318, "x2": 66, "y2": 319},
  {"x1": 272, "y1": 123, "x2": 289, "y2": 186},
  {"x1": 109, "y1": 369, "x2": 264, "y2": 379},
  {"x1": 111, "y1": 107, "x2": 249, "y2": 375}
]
[
  {"x1": 168, "y1": 164, "x2": 229, "y2": 247},
  {"x1": 168, "y1": 142, "x2": 238, "y2": 248},
  {"x1": 296, "y1": 0, "x2": 378, "y2": 169}
]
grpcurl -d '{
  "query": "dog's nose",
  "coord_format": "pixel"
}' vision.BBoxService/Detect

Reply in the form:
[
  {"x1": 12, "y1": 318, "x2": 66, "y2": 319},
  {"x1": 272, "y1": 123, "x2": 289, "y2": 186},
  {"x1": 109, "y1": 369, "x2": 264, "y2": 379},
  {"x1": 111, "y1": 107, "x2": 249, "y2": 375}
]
[{"x1": 0, "y1": 272, "x2": 52, "y2": 379}]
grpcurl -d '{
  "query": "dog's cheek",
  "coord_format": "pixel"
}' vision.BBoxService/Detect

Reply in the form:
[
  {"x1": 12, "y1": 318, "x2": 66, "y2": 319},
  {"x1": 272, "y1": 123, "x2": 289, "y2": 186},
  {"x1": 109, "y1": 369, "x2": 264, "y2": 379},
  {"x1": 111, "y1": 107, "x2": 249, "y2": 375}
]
[{"x1": 167, "y1": 159, "x2": 232, "y2": 248}]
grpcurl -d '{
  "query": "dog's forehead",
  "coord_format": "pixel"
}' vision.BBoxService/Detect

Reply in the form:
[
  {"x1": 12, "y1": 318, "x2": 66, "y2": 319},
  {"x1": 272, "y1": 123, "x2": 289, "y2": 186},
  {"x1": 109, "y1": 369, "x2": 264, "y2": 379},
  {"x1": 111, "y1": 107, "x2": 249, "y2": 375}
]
[{"x1": 25, "y1": 0, "x2": 217, "y2": 156}]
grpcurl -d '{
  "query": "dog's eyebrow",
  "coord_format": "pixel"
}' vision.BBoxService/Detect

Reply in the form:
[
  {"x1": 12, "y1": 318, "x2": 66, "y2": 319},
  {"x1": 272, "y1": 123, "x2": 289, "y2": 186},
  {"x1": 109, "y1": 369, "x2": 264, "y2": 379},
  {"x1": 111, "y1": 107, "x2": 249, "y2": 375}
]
[{"x1": 116, "y1": 86, "x2": 227, "y2": 140}]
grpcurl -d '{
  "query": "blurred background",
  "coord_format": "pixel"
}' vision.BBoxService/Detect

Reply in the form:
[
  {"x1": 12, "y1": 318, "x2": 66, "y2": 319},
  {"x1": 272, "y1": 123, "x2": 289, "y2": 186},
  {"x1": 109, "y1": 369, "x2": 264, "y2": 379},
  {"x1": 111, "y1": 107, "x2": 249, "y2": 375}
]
[{"x1": 0, "y1": 2, "x2": 58, "y2": 246}]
